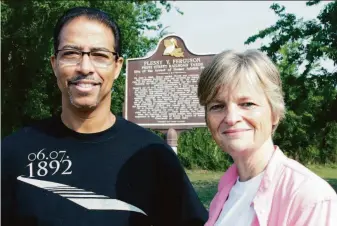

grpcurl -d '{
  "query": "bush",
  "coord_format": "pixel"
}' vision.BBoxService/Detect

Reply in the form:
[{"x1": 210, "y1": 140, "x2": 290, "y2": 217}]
[
  {"x1": 320, "y1": 122, "x2": 337, "y2": 164},
  {"x1": 149, "y1": 121, "x2": 336, "y2": 170},
  {"x1": 177, "y1": 127, "x2": 232, "y2": 171}
]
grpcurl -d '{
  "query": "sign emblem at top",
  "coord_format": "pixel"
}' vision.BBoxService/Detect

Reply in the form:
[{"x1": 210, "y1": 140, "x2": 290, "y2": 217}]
[{"x1": 163, "y1": 38, "x2": 184, "y2": 58}]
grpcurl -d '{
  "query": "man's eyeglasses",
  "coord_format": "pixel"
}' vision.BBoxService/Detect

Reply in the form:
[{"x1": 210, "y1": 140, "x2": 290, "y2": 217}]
[{"x1": 55, "y1": 49, "x2": 119, "y2": 68}]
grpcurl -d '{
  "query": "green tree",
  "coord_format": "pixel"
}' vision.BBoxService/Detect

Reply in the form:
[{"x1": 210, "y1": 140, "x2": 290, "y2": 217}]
[
  {"x1": 178, "y1": 128, "x2": 233, "y2": 171},
  {"x1": 1, "y1": 1, "x2": 179, "y2": 137},
  {"x1": 245, "y1": 0, "x2": 337, "y2": 164}
]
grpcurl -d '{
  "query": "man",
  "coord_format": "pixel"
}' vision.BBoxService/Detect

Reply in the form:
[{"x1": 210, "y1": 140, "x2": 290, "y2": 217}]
[{"x1": 1, "y1": 7, "x2": 207, "y2": 226}]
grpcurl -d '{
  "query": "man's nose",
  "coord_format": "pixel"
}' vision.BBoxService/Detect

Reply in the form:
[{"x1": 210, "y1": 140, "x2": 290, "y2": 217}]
[{"x1": 77, "y1": 54, "x2": 95, "y2": 75}]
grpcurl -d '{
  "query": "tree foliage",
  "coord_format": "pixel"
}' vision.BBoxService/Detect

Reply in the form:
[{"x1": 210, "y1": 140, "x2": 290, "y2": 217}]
[
  {"x1": 1, "y1": 0, "x2": 177, "y2": 137},
  {"x1": 178, "y1": 128, "x2": 233, "y2": 171},
  {"x1": 245, "y1": 1, "x2": 337, "y2": 74},
  {"x1": 178, "y1": 1, "x2": 336, "y2": 169},
  {"x1": 245, "y1": 1, "x2": 337, "y2": 164}
]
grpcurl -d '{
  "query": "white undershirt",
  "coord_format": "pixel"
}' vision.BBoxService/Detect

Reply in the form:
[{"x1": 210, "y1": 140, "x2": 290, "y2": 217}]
[{"x1": 215, "y1": 171, "x2": 264, "y2": 226}]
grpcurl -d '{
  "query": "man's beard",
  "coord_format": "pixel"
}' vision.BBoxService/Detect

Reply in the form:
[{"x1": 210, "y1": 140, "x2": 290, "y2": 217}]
[{"x1": 67, "y1": 89, "x2": 100, "y2": 110}]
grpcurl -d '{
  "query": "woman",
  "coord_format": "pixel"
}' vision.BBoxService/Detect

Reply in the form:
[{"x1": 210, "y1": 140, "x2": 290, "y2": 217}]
[{"x1": 197, "y1": 50, "x2": 337, "y2": 226}]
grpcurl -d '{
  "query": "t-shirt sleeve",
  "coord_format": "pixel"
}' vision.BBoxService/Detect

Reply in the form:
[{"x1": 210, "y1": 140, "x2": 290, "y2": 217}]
[{"x1": 151, "y1": 143, "x2": 208, "y2": 226}]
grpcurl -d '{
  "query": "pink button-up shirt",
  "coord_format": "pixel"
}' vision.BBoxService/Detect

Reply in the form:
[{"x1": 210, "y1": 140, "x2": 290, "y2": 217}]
[{"x1": 206, "y1": 147, "x2": 337, "y2": 226}]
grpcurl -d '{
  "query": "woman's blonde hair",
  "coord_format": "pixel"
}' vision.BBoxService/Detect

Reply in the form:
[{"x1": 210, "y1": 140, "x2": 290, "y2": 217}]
[{"x1": 197, "y1": 49, "x2": 285, "y2": 132}]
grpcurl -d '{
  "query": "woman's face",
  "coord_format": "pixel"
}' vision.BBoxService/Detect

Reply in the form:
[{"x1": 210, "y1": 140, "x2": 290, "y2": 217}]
[{"x1": 206, "y1": 78, "x2": 278, "y2": 158}]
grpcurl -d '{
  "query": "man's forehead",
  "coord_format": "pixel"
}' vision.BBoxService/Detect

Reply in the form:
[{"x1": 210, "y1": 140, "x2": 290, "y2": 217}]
[
  {"x1": 58, "y1": 41, "x2": 114, "y2": 51},
  {"x1": 58, "y1": 18, "x2": 115, "y2": 50},
  {"x1": 58, "y1": 44, "x2": 112, "y2": 52}
]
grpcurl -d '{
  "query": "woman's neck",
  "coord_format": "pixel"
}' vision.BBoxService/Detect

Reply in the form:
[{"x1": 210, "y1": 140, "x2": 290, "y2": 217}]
[{"x1": 234, "y1": 138, "x2": 275, "y2": 182}]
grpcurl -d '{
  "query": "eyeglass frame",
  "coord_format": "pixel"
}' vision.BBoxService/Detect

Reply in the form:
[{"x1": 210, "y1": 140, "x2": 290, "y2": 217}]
[{"x1": 55, "y1": 48, "x2": 119, "y2": 67}]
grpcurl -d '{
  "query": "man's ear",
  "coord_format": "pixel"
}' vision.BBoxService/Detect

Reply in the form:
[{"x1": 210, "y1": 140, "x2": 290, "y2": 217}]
[
  {"x1": 50, "y1": 55, "x2": 57, "y2": 77},
  {"x1": 113, "y1": 56, "x2": 124, "y2": 80}
]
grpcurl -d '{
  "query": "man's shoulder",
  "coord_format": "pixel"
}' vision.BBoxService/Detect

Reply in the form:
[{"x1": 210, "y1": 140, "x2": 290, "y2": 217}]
[
  {"x1": 116, "y1": 117, "x2": 177, "y2": 157},
  {"x1": 2, "y1": 117, "x2": 57, "y2": 149},
  {"x1": 116, "y1": 117, "x2": 166, "y2": 144},
  {"x1": 1, "y1": 119, "x2": 54, "y2": 179}
]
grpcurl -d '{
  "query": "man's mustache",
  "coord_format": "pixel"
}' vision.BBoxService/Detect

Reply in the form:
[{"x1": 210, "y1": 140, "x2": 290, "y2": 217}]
[{"x1": 68, "y1": 74, "x2": 102, "y2": 84}]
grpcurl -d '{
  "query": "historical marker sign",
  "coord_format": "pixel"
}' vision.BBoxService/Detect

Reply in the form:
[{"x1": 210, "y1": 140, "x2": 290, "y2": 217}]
[{"x1": 125, "y1": 35, "x2": 215, "y2": 130}]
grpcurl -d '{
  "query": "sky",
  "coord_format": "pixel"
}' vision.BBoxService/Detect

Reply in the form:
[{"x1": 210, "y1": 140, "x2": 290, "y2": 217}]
[{"x1": 145, "y1": 1, "x2": 335, "y2": 72}]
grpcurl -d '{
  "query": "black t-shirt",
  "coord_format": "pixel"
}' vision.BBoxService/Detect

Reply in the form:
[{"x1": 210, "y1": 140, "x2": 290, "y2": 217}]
[{"x1": 1, "y1": 116, "x2": 207, "y2": 226}]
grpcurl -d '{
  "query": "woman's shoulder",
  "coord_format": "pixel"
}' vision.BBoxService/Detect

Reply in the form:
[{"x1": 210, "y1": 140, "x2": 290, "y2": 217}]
[{"x1": 281, "y1": 157, "x2": 336, "y2": 205}]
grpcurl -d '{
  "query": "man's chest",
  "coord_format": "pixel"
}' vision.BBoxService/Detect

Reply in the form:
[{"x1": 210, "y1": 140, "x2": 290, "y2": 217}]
[{"x1": 13, "y1": 142, "x2": 155, "y2": 225}]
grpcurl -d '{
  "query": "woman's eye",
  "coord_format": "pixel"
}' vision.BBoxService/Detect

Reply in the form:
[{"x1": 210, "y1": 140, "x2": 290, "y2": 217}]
[
  {"x1": 241, "y1": 102, "x2": 255, "y2": 108},
  {"x1": 209, "y1": 104, "x2": 224, "y2": 111}
]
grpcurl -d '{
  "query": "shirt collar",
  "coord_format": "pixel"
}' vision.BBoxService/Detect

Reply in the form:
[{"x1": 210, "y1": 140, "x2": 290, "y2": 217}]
[
  {"x1": 252, "y1": 146, "x2": 287, "y2": 226},
  {"x1": 215, "y1": 146, "x2": 287, "y2": 226},
  {"x1": 218, "y1": 146, "x2": 285, "y2": 190},
  {"x1": 211, "y1": 146, "x2": 287, "y2": 226}
]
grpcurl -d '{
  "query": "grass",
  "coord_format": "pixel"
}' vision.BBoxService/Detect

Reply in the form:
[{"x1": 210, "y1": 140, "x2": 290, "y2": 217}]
[
  {"x1": 308, "y1": 165, "x2": 337, "y2": 194},
  {"x1": 187, "y1": 165, "x2": 337, "y2": 209}
]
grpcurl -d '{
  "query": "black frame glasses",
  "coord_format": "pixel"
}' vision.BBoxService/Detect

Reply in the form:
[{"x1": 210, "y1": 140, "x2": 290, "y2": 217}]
[
  {"x1": 55, "y1": 48, "x2": 119, "y2": 68},
  {"x1": 55, "y1": 49, "x2": 119, "y2": 58}
]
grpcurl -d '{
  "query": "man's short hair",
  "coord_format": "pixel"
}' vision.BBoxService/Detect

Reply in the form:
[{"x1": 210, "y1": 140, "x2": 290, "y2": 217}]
[{"x1": 53, "y1": 7, "x2": 121, "y2": 57}]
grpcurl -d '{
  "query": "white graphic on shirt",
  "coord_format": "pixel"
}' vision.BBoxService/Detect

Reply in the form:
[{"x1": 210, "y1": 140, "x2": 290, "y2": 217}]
[
  {"x1": 17, "y1": 176, "x2": 147, "y2": 215},
  {"x1": 26, "y1": 149, "x2": 72, "y2": 177}
]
